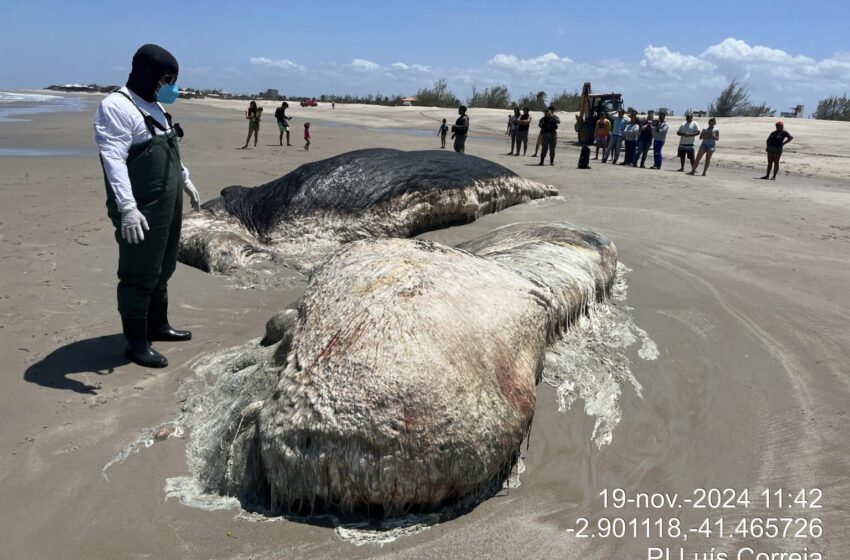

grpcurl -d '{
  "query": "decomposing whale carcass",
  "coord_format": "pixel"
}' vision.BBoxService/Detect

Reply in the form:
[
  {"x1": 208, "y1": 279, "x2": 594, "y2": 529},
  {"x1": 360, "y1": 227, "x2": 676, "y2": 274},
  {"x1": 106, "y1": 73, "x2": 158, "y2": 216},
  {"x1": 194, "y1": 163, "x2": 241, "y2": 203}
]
[
  {"x1": 177, "y1": 148, "x2": 557, "y2": 280},
  {"x1": 180, "y1": 223, "x2": 618, "y2": 518}
]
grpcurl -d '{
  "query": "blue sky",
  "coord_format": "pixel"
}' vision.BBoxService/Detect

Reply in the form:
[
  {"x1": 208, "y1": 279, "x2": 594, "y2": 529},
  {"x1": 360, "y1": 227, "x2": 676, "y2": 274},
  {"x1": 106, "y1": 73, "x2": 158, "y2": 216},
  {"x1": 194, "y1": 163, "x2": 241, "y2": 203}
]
[{"x1": 3, "y1": 0, "x2": 850, "y2": 114}]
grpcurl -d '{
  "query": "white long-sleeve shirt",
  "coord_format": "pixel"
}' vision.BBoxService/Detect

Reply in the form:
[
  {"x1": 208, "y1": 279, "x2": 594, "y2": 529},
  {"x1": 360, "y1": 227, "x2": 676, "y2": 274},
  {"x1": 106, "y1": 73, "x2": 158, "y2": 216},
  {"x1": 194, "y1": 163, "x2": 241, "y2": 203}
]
[
  {"x1": 651, "y1": 120, "x2": 669, "y2": 142},
  {"x1": 94, "y1": 86, "x2": 190, "y2": 211}
]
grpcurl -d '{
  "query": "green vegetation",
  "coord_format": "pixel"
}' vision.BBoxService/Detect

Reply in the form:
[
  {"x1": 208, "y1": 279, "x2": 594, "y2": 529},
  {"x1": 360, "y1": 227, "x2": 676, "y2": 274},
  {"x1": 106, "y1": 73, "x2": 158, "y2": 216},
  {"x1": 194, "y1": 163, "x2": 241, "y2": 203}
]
[
  {"x1": 467, "y1": 85, "x2": 512, "y2": 109},
  {"x1": 321, "y1": 92, "x2": 403, "y2": 105},
  {"x1": 708, "y1": 80, "x2": 775, "y2": 117},
  {"x1": 813, "y1": 94, "x2": 850, "y2": 121},
  {"x1": 513, "y1": 91, "x2": 547, "y2": 112},
  {"x1": 549, "y1": 90, "x2": 582, "y2": 112},
  {"x1": 415, "y1": 79, "x2": 460, "y2": 107}
]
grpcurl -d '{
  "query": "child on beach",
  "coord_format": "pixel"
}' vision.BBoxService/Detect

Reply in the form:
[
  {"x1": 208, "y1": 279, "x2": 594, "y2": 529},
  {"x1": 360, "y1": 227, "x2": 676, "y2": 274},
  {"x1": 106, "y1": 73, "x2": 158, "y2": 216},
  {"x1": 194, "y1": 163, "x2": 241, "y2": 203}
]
[
  {"x1": 438, "y1": 119, "x2": 448, "y2": 148},
  {"x1": 304, "y1": 122, "x2": 311, "y2": 151}
]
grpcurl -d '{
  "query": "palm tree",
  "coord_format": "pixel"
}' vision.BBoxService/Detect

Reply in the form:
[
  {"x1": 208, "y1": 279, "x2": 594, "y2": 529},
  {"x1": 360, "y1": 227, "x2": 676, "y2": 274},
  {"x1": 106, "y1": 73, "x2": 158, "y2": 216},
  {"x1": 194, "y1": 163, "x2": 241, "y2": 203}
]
[{"x1": 535, "y1": 91, "x2": 547, "y2": 109}]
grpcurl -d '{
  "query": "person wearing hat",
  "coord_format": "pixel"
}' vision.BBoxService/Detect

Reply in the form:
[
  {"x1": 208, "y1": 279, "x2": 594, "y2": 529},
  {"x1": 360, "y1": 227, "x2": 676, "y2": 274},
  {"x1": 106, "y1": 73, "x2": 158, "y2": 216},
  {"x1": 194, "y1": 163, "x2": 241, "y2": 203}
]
[
  {"x1": 94, "y1": 44, "x2": 202, "y2": 368},
  {"x1": 451, "y1": 105, "x2": 470, "y2": 153},
  {"x1": 761, "y1": 121, "x2": 793, "y2": 180}
]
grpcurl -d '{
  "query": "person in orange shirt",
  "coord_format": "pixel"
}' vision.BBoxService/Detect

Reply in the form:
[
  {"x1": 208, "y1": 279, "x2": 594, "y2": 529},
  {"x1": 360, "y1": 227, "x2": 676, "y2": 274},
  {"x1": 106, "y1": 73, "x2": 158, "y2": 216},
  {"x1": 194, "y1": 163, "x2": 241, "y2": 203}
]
[{"x1": 594, "y1": 111, "x2": 611, "y2": 160}]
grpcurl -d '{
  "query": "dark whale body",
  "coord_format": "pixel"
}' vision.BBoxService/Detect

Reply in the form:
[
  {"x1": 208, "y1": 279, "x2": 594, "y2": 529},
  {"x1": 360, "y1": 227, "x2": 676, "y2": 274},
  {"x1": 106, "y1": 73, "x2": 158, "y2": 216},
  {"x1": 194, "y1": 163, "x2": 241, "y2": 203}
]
[
  {"x1": 179, "y1": 149, "x2": 557, "y2": 283},
  {"x1": 210, "y1": 148, "x2": 530, "y2": 238}
]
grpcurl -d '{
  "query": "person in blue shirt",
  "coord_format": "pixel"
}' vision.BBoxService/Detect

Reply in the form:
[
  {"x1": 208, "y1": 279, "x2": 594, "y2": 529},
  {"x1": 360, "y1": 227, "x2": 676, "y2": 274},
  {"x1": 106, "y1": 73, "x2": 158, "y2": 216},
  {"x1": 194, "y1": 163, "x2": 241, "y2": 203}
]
[{"x1": 603, "y1": 108, "x2": 627, "y2": 164}]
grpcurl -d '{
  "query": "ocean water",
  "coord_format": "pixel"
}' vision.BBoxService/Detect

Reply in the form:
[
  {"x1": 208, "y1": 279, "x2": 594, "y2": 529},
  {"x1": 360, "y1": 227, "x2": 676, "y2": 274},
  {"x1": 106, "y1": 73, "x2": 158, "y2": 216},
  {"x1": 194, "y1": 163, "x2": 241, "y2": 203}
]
[
  {"x1": 0, "y1": 90, "x2": 89, "y2": 123},
  {"x1": 0, "y1": 91, "x2": 91, "y2": 157},
  {"x1": 0, "y1": 147, "x2": 91, "y2": 157}
]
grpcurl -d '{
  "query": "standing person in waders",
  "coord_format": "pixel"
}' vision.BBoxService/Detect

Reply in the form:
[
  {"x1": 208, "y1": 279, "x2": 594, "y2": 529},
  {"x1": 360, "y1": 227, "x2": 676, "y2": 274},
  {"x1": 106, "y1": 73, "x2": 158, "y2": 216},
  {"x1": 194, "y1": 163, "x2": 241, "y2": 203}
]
[
  {"x1": 537, "y1": 106, "x2": 559, "y2": 166},
  {"x1": 94, "y1": 44, "x2": 202, "y2": 368}
]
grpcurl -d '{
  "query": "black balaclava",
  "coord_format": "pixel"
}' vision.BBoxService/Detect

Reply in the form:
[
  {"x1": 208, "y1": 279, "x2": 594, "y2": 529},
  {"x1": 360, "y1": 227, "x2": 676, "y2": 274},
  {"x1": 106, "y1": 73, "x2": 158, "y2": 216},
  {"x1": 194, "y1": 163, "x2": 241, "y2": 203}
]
[{"x1": 126, "y1": 44, "x2": 179, "y2": 102}]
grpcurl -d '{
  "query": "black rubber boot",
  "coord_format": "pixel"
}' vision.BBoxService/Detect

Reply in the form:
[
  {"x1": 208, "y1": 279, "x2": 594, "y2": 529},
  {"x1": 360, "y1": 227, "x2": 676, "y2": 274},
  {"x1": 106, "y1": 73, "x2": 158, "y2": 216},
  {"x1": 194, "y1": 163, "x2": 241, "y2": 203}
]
[
  {"x1": 122, "y1": 318, "x2": 168, "y2": 368},
  {"x1": 147, "y1": 300, "x2": 192, "y2": 342},
  {"x1": 578, "y1": 146, "x2": 591, "y2": 169}
]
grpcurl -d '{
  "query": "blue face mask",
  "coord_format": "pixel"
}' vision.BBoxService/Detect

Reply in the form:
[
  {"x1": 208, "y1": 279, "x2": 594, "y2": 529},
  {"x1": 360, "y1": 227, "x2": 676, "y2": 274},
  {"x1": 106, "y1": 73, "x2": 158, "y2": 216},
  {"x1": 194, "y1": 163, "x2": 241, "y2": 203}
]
[{"x1": 156, "y1": 82, "x2": 180, "y2": 104}]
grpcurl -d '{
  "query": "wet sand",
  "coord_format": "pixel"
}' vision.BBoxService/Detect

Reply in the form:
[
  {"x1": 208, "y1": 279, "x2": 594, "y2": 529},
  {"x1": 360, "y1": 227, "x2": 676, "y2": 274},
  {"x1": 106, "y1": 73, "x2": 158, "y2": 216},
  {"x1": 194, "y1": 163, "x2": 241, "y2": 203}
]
[{"x1": 1, "y1": 95, "x2": 848, "y2": 558}]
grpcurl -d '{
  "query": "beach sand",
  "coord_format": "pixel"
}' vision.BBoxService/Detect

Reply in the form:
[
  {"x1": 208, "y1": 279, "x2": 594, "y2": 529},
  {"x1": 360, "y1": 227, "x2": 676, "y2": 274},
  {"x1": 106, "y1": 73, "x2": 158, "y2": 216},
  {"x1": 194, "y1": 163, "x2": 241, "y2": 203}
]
[{"x1": 1, "y1": 95, "x2": 848, "y2": 558}]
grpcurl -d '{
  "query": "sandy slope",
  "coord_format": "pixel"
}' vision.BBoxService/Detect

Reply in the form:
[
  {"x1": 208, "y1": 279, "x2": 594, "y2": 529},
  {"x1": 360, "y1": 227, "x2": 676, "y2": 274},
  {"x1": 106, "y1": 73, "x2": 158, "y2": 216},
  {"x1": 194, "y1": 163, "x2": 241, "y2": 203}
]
[{"x1": 0, "y1": 95, "x2": 848, "y2": 559}]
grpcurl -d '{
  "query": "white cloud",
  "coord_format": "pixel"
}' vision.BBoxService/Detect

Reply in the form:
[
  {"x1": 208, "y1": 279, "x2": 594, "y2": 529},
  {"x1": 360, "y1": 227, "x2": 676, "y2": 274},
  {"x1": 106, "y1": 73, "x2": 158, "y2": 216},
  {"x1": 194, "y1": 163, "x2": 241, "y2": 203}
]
[
  {"x1": 488, "y1": 52, "x2": 573, "y2": 73},
  {"x1": 249, "y1": 57, "x2": 304, "y2": 71},
  {"x1": 236, "y1": 39, "x2": 850, "y2": 114},
  {"x1": 391, "y1": 62, "x2": 432, "y2": 73},
  {"x1": 702, "y1": 38, "x2": 812, "y2": 65},
  {"x1": 350, "y1": 58, "x2": 381, "y2": 71},
  {"x1": 640, "y1": 45, "x2": 715, "y2": 74}
]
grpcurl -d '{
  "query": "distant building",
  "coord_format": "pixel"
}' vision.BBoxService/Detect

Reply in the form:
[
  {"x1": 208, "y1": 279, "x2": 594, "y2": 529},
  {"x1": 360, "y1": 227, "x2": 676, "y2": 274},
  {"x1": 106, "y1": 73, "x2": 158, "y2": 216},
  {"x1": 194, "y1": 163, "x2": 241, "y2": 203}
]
[
  {"x1": 780, "y1": 104, "x2": 805, "y2": 118},
  {"x1": 264, "y1": 89, "x2": 281, "y2": 100},
  {"x1": 693, "y1": 110, "x2": 708, "y2": 117}
]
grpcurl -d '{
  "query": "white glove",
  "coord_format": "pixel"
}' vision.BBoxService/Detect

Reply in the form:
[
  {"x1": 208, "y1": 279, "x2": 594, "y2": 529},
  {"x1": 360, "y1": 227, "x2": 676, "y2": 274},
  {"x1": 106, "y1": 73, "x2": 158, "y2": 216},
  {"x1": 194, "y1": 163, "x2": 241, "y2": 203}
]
[
  {"x1": 183, "y1": 179, "x2": 201, "y2": 211},
  {"x1": 120, "y1": 207, "x2": 149, "y2": 244}
]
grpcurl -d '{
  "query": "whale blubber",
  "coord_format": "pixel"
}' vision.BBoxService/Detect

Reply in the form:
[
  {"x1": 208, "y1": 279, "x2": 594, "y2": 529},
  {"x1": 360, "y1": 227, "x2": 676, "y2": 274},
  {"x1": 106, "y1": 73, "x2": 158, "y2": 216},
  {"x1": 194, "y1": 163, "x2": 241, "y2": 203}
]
[{"x1": 184, "y1": 223, "x2": 617, "y2": 518}]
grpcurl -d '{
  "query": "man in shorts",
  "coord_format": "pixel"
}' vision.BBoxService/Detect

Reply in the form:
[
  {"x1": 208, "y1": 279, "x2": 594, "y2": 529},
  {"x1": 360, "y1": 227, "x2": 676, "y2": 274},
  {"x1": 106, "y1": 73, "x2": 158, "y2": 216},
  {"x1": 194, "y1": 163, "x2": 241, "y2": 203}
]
[
  {"x1": 275, "y1": 101, "x2": 292, "y2": 146},
  {"x1": 676, "y1": 111, "x2": 700, "y2": 171}
]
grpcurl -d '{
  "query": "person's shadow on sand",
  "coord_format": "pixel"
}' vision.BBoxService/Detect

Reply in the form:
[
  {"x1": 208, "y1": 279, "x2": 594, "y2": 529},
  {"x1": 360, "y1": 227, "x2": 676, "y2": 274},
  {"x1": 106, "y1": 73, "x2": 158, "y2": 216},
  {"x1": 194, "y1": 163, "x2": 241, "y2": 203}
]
[{"x1": 24, "y1": 335, "x2": 129, "y2": 394}]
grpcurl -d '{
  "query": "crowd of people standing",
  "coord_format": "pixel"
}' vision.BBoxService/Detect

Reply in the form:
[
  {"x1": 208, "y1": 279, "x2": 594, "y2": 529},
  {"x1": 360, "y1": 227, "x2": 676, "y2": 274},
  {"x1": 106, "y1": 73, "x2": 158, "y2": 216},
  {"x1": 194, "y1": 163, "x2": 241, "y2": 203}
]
[
  {"x1": 505, "y1": 105, "x2": 560, "y2": 165},
  {"x1": 236, "y1": 97, "x2": 794, "y2": 180},
  {"x1": 575, "y1": 107, "x2": 792, "y2": 178}
]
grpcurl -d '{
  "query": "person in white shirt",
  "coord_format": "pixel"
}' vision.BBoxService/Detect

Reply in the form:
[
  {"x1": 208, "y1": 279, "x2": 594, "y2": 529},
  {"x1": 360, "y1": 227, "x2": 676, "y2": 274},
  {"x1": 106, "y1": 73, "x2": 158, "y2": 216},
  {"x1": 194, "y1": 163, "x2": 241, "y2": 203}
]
[
  {"x1": 650, "y1": 112, "x2": 669, "y2": 169},
  {"x1": 94, "y1": 44, "x2": 201, "y2": 368},
  {"x1": 676, "y1": 111, "x2": 701, "y2": 171}
]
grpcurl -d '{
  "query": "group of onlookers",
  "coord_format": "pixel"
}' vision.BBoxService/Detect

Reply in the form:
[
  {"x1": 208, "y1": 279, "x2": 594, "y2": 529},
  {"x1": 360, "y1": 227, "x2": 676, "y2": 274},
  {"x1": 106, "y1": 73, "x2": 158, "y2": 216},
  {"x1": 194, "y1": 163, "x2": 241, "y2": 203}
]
[
  {"x1": 241, "y1": 100, "x2": 310, "y2": 150},
  {"x1": 239, "y1": 99, "x2": 794, "y2": 180},
  {"x1": 504, "y1": 105, "x2": 561, "y2": 165},
  {"x1": 595, "y1": 109, "x2": 675, "y2": 170},
  {"x1": 589, "y1": 109, "x2": 792, "y2": 178}
]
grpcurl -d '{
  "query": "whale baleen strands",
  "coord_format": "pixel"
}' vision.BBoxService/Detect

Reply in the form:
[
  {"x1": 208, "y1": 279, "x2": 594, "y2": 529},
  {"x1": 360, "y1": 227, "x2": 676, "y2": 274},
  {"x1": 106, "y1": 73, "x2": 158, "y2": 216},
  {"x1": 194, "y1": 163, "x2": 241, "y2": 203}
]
[
  {"x1": 176, "y1": 223, "x2": 617, "y2": 519},
  {"x1": 177, "y1": 149, "x2": 557, "y2": 283}
]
